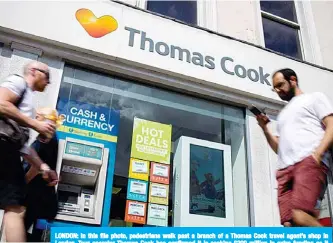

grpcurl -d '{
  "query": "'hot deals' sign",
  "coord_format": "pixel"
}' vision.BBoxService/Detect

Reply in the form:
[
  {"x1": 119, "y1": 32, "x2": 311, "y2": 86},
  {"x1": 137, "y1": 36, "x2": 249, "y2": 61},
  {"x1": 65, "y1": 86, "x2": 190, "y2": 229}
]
[{"x1": 131, "y1": 118, "x2": 172, "y2": 164}]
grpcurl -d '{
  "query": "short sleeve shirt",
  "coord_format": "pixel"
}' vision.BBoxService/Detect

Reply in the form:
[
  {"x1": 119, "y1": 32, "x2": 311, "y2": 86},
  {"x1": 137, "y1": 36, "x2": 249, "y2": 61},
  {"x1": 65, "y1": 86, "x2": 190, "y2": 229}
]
[
  {"x1": 1, "y1": 75, "x2": 35, "y2": 154},
  {"x1": 276, "y1": 92, "x2": 333, "y2": 169}
]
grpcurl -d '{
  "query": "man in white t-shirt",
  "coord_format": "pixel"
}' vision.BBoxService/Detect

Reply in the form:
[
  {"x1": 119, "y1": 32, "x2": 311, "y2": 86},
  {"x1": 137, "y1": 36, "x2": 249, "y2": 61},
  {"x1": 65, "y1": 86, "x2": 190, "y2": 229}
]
[
  {"x1": 256, "y1": 68, "x2": 333, "y2": 227},
  {"x1": 0, "y1": 61, "x2": 56, "y2": 242}
]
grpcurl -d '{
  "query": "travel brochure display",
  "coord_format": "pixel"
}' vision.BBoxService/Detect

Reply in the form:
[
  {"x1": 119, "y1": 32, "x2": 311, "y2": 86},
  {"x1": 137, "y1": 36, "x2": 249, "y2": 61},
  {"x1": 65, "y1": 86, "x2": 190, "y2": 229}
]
[{"x1": 125, "y1": 117, "x2": 172, "y2": 226}]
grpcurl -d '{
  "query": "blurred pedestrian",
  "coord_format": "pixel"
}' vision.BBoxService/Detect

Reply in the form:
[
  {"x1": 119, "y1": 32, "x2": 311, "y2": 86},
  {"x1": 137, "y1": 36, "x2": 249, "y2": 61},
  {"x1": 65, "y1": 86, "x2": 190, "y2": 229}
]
[{"x1": 256, "y1": 68, "x2": 333, "y2": 227}]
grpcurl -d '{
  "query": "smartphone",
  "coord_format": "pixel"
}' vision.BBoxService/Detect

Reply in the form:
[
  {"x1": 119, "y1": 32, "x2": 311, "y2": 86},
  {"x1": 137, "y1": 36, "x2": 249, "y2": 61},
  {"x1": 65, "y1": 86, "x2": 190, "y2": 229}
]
[
  {"x1": 249, "y1": 105, "x2": 263, "y2": 116},
  {"x1": 249, "y1": 105, "x2": 270, "y2": 121}
]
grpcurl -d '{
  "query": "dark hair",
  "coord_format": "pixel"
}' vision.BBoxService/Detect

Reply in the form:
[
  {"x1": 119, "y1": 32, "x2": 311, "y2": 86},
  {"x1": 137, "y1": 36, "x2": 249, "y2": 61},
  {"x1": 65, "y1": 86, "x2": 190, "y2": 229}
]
[{"x1": 273, "y1": 68, "x2": 298, "y2": 86}]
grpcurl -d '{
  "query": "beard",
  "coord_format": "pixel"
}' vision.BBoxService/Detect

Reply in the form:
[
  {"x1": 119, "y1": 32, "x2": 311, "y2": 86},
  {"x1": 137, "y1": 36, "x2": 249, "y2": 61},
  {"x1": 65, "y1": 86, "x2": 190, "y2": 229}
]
[{"x1": 280, "y1": 87, "x2": 295, "y2": 101}]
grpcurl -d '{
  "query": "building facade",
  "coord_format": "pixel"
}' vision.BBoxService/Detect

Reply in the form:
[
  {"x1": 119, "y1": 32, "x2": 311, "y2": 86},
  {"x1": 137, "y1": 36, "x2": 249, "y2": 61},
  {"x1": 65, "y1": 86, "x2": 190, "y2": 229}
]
[{"x1": 0, "y1": 0, "x2": 332, "y2": 231}]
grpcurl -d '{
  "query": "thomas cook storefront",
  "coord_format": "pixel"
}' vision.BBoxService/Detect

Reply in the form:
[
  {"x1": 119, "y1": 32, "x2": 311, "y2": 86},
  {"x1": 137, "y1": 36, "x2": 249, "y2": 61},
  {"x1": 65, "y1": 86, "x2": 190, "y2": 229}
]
[{"x1": 0, "y1": 1, "x2": 332, "y2": 234}]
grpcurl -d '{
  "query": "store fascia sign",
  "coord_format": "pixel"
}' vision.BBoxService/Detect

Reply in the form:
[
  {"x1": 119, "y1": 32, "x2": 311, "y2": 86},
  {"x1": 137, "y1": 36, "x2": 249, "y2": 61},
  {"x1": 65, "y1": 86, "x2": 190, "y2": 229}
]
[
  {"x1": 124, "y1": 27, "x2": 271, "y2": 86},
  {"x1": 75, "y1": 9, "x2": 271, "y2": 86}
]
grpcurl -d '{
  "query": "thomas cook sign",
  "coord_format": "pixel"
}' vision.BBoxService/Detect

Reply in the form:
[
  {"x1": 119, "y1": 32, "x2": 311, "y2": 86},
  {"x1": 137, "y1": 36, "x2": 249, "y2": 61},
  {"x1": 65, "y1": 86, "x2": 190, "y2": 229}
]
[{"x1": 125, "y1": 27, "x2": 271, "y2": 86}]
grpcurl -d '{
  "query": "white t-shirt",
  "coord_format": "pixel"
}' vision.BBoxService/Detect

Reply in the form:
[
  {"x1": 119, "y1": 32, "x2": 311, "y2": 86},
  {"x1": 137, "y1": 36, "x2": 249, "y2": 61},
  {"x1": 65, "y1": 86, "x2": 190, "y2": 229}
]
[
  {"x1": 1, "y1": 74, "x2": 35, "y2": 154},
  {"x1": 276, "y1": 92, "x2": 333, "y2": 170}
]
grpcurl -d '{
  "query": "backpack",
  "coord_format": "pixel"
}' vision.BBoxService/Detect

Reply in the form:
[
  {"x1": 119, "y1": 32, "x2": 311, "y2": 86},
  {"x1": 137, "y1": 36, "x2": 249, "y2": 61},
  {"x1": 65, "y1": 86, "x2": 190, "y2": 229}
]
[{"x1": 0, "y1": 75, "x2": 29, "y2": 149}]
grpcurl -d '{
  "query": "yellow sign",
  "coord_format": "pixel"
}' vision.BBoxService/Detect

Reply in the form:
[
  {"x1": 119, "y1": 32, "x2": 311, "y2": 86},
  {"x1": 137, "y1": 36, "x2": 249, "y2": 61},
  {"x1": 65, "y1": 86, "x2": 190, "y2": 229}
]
[
  {"x1": 131, "y1": 118, "x2": 172, "y2": 164},
  {"x1": 128, "y1": 158, "x2": 150, "y2": 181},
  {"x1": 149, "y1": 183, "x2": 169, "y2": 205},
  {"x1": 58, "y1": 125, "x2": 117, "y2": 142}
]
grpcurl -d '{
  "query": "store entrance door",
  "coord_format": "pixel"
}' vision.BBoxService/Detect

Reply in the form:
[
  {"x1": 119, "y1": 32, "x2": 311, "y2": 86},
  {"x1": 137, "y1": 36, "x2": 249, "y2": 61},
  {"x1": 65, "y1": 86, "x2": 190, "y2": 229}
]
[{"x1": 173, "y1": 136, "x2": 234, "y2": 226}]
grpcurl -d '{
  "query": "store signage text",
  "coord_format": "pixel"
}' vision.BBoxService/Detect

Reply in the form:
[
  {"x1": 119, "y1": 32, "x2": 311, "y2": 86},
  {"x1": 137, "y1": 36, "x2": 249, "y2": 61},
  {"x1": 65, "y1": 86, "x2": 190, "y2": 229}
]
[
  {"x1": 63, "y1": 107, "x2": 115, "y2": 133},
  {"x1": 125, "y1": 27, "x2": 271, "y2": 86}
]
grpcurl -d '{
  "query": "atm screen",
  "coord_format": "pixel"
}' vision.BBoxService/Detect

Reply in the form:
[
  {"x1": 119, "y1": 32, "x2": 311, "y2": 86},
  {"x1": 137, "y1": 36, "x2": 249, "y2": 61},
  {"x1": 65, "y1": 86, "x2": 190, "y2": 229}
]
[
  {"x1": 65, "y1": 141, "x2": 103, "y2": 160},
  {"x1": 58, "y1": 191, "x2": 79, "y2": 204}
]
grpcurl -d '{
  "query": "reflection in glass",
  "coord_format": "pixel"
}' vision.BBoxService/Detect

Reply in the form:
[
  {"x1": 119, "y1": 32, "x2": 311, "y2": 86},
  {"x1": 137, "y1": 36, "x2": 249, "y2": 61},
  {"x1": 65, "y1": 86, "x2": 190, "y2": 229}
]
[
  {"x1": 189, "y1": 145, "x2": 225, "y2": 218},
  {"x1": 260, "y1": 1, "x2": 297, "y2": 23},
  {"x1": 263, "y1": 17, "x2": 302, "y2": 59},
  {"x1": 147, "y1": 1, "x2": 197, "y2": 25}
]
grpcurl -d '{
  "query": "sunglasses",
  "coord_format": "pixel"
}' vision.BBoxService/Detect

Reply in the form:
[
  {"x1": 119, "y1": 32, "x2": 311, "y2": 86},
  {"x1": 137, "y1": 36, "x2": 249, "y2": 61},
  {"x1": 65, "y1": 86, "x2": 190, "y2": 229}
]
[{"x1": 33, "y1": 68, "x2": 50, "y2": 82}]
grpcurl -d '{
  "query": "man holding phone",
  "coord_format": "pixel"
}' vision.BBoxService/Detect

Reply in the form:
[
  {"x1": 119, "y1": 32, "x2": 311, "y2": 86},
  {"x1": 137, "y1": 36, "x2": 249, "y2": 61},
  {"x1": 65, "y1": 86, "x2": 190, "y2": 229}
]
[{"x1": 255, "y1": 68, "x2": 333, "y2": 227}]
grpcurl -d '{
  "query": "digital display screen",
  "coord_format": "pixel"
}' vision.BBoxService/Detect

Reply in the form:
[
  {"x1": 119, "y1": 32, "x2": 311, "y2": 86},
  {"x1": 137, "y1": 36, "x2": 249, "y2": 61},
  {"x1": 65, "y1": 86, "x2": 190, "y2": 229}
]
[{"x1": 189, "y1": 144, "x2": 225, "y2": 218}]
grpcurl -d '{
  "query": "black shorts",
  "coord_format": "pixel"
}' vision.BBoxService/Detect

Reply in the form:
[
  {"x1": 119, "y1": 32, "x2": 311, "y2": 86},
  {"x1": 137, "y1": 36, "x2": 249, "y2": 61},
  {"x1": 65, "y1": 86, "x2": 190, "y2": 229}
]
[{"x1": 0, "y1": 141, "x2": 26, "y2": 209}]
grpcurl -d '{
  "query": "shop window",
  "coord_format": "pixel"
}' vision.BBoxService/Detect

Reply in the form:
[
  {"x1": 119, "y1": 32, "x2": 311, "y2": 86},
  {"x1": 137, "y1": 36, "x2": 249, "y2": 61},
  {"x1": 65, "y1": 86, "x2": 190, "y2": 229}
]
[
  {"x1": 146, "y1": 0, "x2": 197, "y2": 25},
  {"x1": 56, "y1": 65, "x2": 249, "y2": 226},
  {"x1": 260, "y1": 1, "x2": 302, "y2": 60}
]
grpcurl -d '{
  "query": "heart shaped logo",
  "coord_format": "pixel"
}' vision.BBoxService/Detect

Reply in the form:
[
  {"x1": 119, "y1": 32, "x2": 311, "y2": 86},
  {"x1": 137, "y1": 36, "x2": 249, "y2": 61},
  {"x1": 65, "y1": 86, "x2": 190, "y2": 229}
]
[{"x1": 75, "y1": 8, "x2": 118, "y2": 38}]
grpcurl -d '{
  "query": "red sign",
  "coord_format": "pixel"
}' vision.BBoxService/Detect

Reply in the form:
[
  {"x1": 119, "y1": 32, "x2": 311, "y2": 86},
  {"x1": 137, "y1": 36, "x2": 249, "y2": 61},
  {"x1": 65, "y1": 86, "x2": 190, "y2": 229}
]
[
  {"x1": 125, "y1": 200, "x2": 147, "y2": 224},
  {"x1": 150, "y1": 162, "x2": 170, "y2": 185}
]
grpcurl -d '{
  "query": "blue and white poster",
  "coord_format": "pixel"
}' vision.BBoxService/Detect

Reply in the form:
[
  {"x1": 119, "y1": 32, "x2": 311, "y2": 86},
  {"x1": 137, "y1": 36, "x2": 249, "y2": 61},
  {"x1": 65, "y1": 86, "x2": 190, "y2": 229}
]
[
  {"x1": 189, "y1": 144, "x2": 225, "y2": 218},
  {"x1": 57, "y1": 99, "x2": 119, "y2": 141}
]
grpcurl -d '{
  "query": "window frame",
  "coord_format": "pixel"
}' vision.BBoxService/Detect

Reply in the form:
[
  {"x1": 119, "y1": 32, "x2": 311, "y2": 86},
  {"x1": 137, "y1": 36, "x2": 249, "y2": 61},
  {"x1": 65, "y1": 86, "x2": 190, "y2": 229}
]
[
  {"x1": 136, "y1": 0, "x2": 218, "y2": 31},
  {"x1": 260, "y1": 1, "x2": 304, "y2": 60},
  {"x1": 256, "y1": 1, "x2": 323, "y2": 64}
]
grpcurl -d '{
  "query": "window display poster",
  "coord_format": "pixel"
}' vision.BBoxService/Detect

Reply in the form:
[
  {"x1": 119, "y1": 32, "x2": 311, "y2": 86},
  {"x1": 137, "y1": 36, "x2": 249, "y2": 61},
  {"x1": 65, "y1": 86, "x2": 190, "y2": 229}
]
[
  {"x1": 150, "y1": 162, "x2": 170, "y2": 185},
  {"x1": 57, "y1": 99, "x2": 119, "y2": 143},
  {"x1": 149, "y1": 183, "x2": 169, "y2": 205},
  {"x1": 125, "y1": 200, "x2": 147, "y2": 224},
  {"x1": 127, "y1": 179, "x2": 148, "y2": 202},
  {"x1": 128, "y1": 158, "x2": 150, "y2": 181},
  {"x1": 147, "y1": 203, "x2": 168, "y2": 227},
  {"x1": 131, "y1": 117, "x2": 172, "y2": 164},
  {"x1": 189, "y1": 144, "x2": 226, "y2": 218}
]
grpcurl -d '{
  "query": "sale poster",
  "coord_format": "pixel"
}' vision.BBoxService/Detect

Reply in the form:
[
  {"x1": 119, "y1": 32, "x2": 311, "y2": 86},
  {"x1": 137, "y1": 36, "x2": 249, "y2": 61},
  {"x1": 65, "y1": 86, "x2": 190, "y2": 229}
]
[
  {"x1": 125, "y1": 200, "x2": 147, "y2": 224},
  {"x1": 131, "y1": 118, "x2": 172, "y2": 164},
  {"x1": 147, "y1": 203, "x2": 168, "y2": 227},
  {"x1": 127, "y1": 179, "x2": 148, "y2": 202},
  {"x1": 150, "y1": 162, "x2": 170, "y2": 184},
  {"x1": 149, "y1": 183, "x2": 169, "y2": 205},
  {"x1": 128, "y1": 158, "x2": 150, "y2": 181}
]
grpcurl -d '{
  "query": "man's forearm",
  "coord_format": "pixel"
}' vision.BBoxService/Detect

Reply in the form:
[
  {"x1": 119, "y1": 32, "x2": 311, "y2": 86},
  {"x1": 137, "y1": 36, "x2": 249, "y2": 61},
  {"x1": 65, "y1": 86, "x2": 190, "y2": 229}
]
[
  {"x1": 0, "y1": 101, "x2": 36, "y2": 129},
  {"x1": 262, "y1": 127, "x2": 279, "y2": 154},
  {"x1": 23, "y1": 148, "x2": 44, "y2": 170}
]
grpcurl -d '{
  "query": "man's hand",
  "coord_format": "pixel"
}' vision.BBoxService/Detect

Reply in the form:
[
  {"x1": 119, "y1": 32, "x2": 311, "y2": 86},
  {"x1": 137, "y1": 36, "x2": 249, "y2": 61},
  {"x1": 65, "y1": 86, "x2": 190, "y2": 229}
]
[
  {"x1": 33, "y1": 120, "x2": 56, "y2": 137},
  {"x1": 312, "y1": 152, "x2": 322, "y2": 165},
  {"x1": 256, "y1": 113, "x2": 270, "y2": 130},
  {"x1": 40, "y1": 163, "x2": 59, "y2": 186}
]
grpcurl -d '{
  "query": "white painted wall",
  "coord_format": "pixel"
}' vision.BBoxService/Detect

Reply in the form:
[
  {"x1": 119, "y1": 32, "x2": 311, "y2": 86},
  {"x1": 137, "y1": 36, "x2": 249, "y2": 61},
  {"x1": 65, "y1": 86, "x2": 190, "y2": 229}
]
[
  {"x1": 216, "y1": 0, "x2": 260, "y2": 45},
  {"x1": 311, "y1": 1, "x2": 333, "y2": 70},
  {"x1": 246, "y1": 111, "x2": 281, "y2": 226}
]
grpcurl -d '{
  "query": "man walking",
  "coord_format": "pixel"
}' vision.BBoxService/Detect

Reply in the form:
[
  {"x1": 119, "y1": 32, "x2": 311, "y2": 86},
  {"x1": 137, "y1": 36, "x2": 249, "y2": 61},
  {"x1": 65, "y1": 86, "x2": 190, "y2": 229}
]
[
  {"x1": 0, "y1": 61, "x2": 56, "y2": 242},
  {"x1": 256, "y1": 68, "x2": 333, "y2": 227}
]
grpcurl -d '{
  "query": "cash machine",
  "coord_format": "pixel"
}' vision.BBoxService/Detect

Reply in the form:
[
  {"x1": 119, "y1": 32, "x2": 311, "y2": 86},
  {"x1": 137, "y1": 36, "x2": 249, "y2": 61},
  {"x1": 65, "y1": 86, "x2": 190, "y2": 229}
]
[{"x1": 55, "y1": 137, "x2": 109, "y2": 225}]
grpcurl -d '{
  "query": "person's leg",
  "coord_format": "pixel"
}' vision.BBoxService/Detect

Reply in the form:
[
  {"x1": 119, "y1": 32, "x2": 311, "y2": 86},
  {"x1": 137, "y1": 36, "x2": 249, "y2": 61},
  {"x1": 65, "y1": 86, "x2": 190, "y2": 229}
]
[
  {"x1": 291, "y1": 156, "x2": 328, "y2": 227},
  {"x1": 276, "y1": 166, "x2": 294, "y2": 226},
  {"x1": 3, "y1": 205, "x2": 26, "y2": 242}
]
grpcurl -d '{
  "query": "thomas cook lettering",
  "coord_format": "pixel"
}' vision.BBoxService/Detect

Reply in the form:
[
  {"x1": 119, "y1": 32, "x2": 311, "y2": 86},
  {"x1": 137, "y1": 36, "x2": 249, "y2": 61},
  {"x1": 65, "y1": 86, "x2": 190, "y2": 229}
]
[{"x1": 125, "y1": 27, "x2": 271, "y2": 86}]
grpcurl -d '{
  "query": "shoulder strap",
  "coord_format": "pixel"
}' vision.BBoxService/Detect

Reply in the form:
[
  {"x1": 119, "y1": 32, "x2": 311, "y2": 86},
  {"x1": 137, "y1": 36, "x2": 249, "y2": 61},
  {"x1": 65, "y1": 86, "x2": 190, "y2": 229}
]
[{"x1": 13, "y1": 74, "x2": 28, "y2": 107}]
